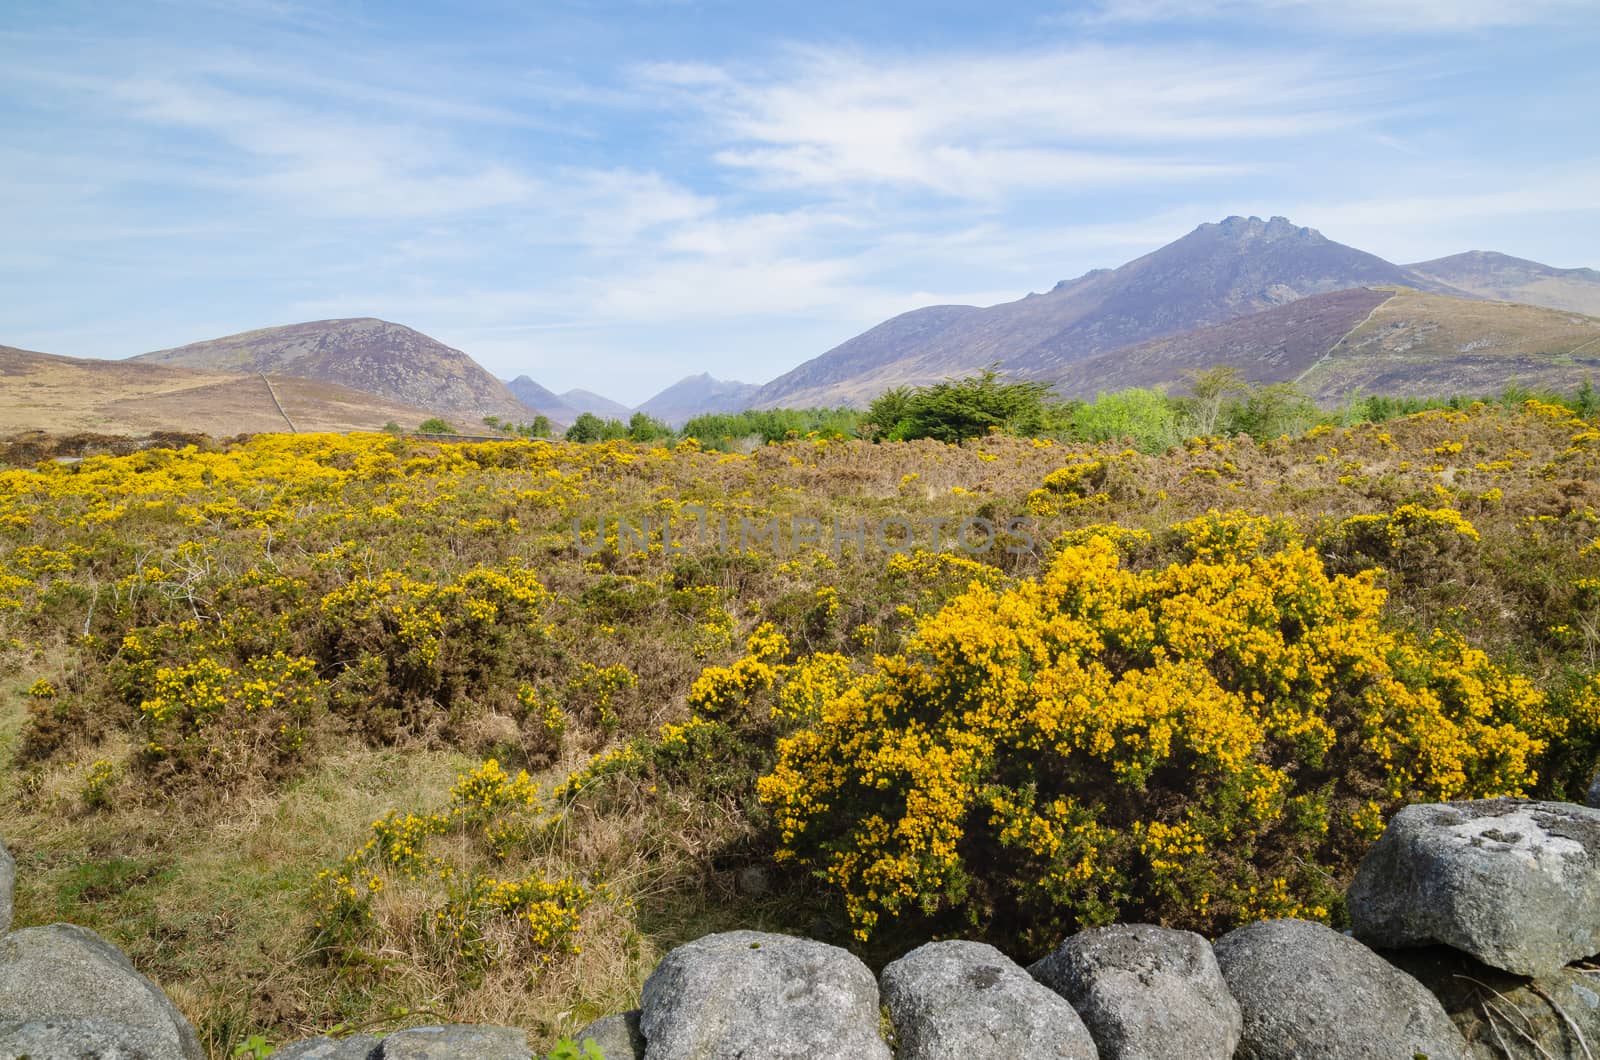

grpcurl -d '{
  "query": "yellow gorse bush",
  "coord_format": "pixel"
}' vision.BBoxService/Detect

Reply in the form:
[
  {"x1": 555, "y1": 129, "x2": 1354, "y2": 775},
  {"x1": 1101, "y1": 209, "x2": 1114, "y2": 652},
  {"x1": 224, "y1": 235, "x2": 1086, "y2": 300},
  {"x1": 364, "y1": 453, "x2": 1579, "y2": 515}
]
[
  {"x1": 755, "y1": 512, "x2": 1557, "y2": 947},
  {"x1": 317, "y1": 757, "x2": 597, "y2": 967}
]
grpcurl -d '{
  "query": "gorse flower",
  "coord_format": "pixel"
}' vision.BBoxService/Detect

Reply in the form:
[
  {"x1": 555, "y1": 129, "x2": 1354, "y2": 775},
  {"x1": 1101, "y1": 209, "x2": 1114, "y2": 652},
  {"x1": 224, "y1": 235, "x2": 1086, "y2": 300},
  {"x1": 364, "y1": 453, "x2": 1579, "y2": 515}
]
[{"x1": 755, "y1": 513, "x2": 1559, "y2": 946}]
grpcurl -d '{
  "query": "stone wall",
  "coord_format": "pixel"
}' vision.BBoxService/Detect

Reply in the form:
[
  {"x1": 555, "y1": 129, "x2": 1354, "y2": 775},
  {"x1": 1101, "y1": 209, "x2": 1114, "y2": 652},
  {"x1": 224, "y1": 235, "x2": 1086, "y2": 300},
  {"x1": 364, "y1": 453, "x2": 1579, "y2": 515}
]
[{"x1": 5, "y1": 796, "x2": 1599, "y2": 1059}]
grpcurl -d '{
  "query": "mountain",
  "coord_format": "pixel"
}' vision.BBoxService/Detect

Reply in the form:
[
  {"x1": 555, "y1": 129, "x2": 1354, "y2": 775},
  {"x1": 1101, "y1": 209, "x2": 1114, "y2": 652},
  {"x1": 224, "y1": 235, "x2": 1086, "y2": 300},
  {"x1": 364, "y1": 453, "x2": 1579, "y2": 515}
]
[
  {"x1": 559, "y1": 389, "x2": 634, "y2": 421},
  {"x1": 754, "y1": 216, "x2": 1440, "y2": 407},
  {"x1": 1052, "y1": 287, "x2": 1393, "y2": 398},
  {"x1": 136, "y1": 318, "x2": 531, "y2": 421},
  {"x1": 1403, "y1": 251, "x2": 1600, "y2": 316},
  {"x1": 1053, "y1": 286, "x2": 1600, "y2": 403},
  {"x1": 639, "y1": 373, "x2": 761, "y2": 426},
  {"x1": 749, "y1": 306, "x2": 983, "y2": 409},
  {"x1": 0, "y1": 344, "x2": 439, "y2": 436},
  {"x1": 1296, "y1": 287, "x2": 1600, "y2": 400},
  {"x1": 506, "y1": 375, "x2": 575, "y2": 422}
]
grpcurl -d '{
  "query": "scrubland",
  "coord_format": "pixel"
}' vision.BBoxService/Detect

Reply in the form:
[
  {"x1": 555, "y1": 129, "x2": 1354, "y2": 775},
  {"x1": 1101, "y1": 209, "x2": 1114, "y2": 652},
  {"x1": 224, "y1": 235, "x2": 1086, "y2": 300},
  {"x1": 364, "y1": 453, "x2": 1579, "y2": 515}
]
[{"x1": 1, "y1": 400, "x2": 1598, "y2": 1056}]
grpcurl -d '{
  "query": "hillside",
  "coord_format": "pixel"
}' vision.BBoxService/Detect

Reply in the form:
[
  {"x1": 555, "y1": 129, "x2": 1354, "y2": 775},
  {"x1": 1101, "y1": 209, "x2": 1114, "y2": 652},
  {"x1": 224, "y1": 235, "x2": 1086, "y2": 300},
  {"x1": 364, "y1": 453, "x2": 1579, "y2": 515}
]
[
  {"x1": 1405, "y1": 251, "x2": 1600, "y2": 316},
  {"x1": 0, "y1": 344, "x2": 439, "y2": 435},
  {"x1": 136, "y1": 318, "x2": 531, "y2": 421},
  {"x1": 754, "y1": 216, "x2": 1439, "y2": 407},
  {"x1": 1053, "y1": 286, "x2": 1600, "y2": 402},
  {"x1": 1298, "y1": 287, "x2": 1600, "y2": 399},
  {"x1": 750, "y1": 305, "x2": 983, "y2": 408},
  {"x1": 1053, "y1": 287, "x2": 1393, "y2": 398},
  {"x1": 3, "y1": 407, "x2": 1597, "y2": 1055},
  {"x1": 639, "y1": 373, "x2": 761, "y2": 425}
]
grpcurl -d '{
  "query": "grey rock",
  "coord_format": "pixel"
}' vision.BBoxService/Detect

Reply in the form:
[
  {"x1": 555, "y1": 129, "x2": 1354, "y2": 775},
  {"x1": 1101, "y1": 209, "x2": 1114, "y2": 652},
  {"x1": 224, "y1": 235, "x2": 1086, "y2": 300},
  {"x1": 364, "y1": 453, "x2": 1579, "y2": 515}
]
[
  {"x1": 0, "y1": 837, "x2": 13, "y2": 935},
  {"x1": 1213, "y1": 918, "x2": 1467, "y2": 1060},
  {"x1": 1587, "y1": 769, "x2": 1600, "y2": 809},
  {"x1": 1031, "y1": 923, "x2": 1241, "y2": 1060},
  {"x1": 1390, "y1": 945, "x2": 1600, "y2": 1060},
  {"x1": 275, "y1": 1033, "x2": 382, "y2": 1059},
  {"x1": 882, "y1": 939, "x2": 1097, "y2": 1059},
  {"x1": 639, "y1": 930, "x2": 891, "y2": 1060},
  {"x1": 376, "y1": 1025, "x2": 530, "y2": 1060},
  {"x1": 0, "y1": 1017, "x2": 173, "y2": 1059},
  {"x1": 0, "y1": 923, "x2": 203, "y2": 1060},
  {"x1": 573, "y1": 1011, "x2": 644, "y2": 1060},
  {"x1": 1347, "y1": 799, "x2": 1600, "y2": 976}
]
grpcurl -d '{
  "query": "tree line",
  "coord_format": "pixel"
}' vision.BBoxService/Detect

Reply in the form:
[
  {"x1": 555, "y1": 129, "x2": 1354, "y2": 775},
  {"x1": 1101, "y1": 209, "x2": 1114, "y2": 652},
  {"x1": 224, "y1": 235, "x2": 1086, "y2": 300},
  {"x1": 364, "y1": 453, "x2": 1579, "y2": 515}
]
[{"x1": 396, "y1": 370, "x2": 1599, "y2": 452}]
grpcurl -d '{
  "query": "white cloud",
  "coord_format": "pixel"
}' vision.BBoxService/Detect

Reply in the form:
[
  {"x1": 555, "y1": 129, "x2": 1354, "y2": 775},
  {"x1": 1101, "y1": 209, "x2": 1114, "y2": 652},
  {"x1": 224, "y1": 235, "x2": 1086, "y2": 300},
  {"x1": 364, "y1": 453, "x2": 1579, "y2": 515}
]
[
  {"x1": 638, "y1": 44, "x2": 1383, "y2": 197},
  {"x1": 111, "y1": 76, "x2": 540, "y2": 218}
]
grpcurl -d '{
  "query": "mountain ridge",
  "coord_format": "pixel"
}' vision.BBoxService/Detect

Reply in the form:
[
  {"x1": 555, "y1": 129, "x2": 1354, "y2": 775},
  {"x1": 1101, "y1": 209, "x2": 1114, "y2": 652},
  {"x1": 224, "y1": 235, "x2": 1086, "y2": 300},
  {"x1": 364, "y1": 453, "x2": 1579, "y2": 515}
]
[
  {"x1": 751, "y1": 216, "x2": 1600, "y2": 408},
  {"x1": 638, "y1": 373, "x2": 761, "y2": 426},
  {"x1": 137, "y1": 317, "x2": 532, "y2": 421}
]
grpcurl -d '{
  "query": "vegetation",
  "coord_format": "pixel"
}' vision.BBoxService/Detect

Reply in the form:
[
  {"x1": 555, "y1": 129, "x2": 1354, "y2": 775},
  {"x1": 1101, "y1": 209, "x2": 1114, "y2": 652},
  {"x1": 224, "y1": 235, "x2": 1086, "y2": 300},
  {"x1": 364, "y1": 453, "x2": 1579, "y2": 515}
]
[
  {"x1": 0, "y1": 397, "x2": 1597, "y2": 1055},
  {"x1": 864, "y1": 370, "x2": 1057, "y2": 443},
  {"x1": 563, "y1": 412, "x2": 629, "y2": 444},
  {"x1": 679, "y1": 407, "x2": 863, "y2": 450},
  {"x1": 417, "y1": 416, "x2": 456, "y2": 434},
  {"x1": 661, "y1": 369, "x2": 1600, "y2": 456},
  {"x1": 485, "y1": 414, "x2": 555, "y2": 439}
]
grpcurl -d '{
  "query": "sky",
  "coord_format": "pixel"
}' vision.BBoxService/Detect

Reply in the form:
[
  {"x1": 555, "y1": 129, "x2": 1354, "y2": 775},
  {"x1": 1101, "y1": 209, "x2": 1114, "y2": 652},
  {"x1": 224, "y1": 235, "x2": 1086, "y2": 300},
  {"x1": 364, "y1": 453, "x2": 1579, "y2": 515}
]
[{"x1": 3, "y1": 0, "x2": 1598, "y2": 405}]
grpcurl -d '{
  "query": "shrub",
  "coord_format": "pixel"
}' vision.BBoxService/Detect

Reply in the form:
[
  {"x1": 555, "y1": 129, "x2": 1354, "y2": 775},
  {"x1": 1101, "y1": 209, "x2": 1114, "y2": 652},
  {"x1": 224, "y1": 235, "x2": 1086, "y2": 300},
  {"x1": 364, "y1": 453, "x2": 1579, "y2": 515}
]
[
  {"x1": 564, "y1": 413, "x2": 628, "y2": 444},
  {"x1": 627, "y1": 412, "x2": 674, "y2": 444},
  {"x1": 315, "y1": 758, "x2": 599, "y2": 969},
  {"x1": 316, "y1": 565, "x2": 550, "y2": 742},
  {"x1": 418, "y1": 417, "x2": 455, "y2": 434},
  {"x1": 755, "y1": 513, "x2": 1554, "y2": 953},
  {"x1": 870, "y1": 370, "x2": 1057, "y2": 443},
  {"x1": 1070, "y1": 388, "x2": 1183, "y2": 453}
]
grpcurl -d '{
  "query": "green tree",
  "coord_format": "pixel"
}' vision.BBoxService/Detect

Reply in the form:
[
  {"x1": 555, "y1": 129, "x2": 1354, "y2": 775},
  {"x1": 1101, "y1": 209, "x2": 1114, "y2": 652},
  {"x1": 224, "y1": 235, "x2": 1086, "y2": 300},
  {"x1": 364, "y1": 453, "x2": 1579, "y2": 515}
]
[
  {"x1": 627, "y1": 411, "x2": 674, "y2": 443},
  {"x1": 1228, "y1": 383, "x2": 1318, "y2": 439},
  {"x1": 864, "y1": 387, "x2": 913, "y2": 441},
  {"x1": 877, "y1": 370, "x2": 1056, "y2": 444},
  {"x1": 418, "y1": 417, "x2": 455, "y2": 434},
  {"x1": 1070, "y1": 388, "x2": 1182, "y2": 453},
  {"x1": 1575, "y1": 378, "x2": 1598, "y2": 419},
  {"x1": 564, "y1": 412, "x2": 605, "y2": 443},
  {"x1": 1180, "y1": 366, "x2": 1248, "y2": 437}
]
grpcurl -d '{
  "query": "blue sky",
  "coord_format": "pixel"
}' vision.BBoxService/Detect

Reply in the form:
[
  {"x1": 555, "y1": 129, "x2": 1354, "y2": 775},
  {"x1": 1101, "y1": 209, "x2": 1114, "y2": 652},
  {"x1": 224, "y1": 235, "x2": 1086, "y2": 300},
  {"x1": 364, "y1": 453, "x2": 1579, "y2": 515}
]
[{"x1": 3, "y1": 0, "x2": 1598, "y2": 404}]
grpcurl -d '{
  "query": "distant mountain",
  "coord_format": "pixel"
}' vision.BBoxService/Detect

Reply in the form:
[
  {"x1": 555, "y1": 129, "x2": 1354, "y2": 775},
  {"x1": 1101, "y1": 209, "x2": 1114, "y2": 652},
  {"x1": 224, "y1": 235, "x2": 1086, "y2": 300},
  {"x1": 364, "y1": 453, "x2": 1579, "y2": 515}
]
[
  {"x1": 754, "y1": 216, "x2": 1440, "y2": 407},
  {"x1": 506, "y1": 375, "x2": 575, "y2": 422},
  {"x1": 136, "y1": 318, "x2": 530, "y2": 420},
  {"x1": 1, "y1": 344, "x2": 438, "y2": 435},
  {"x1": 560, "y1": 388, "x2": 634, "y2": 421},
  {"x1": 1403, "y1": 251, "x2": 1600, "y2": 316},
  {"x1": 1053, "y1": 286, "x2": 1600, "y2": 403},
  {"x1": 639, "y1": 373, "x2": 761, "y2": 426}
]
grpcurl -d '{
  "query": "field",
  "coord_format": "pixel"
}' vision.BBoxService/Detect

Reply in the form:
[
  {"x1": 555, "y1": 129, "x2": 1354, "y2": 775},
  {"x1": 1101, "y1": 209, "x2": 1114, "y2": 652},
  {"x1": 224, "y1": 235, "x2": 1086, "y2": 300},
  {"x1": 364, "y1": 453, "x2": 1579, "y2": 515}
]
[{"x1": 2, "y1": 403, "x2": 1599, "y2": 1056}]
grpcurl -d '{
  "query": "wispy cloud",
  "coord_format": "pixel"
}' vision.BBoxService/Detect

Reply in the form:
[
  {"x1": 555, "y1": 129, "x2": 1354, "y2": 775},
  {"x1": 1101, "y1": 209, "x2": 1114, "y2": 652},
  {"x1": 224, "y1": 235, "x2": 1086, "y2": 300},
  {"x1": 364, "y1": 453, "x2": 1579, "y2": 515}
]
[
  {"x1": 109, "y1": 76, "x2": 539, "y2": 218},
  {"x1": 638, "y1": 44, "x2": 1384, "y2": 196},
  {"x1": 1077, "y1": 0, "x2": 1595, "y2": 32}
]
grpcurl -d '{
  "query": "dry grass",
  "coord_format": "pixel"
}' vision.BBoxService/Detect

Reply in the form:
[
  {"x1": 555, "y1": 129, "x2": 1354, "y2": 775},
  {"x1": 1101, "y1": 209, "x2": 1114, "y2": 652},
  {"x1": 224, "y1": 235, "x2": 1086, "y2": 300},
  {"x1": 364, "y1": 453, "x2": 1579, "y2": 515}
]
[{"x1": 0, "y1": 344, "x2": 467, "y2": 435}]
